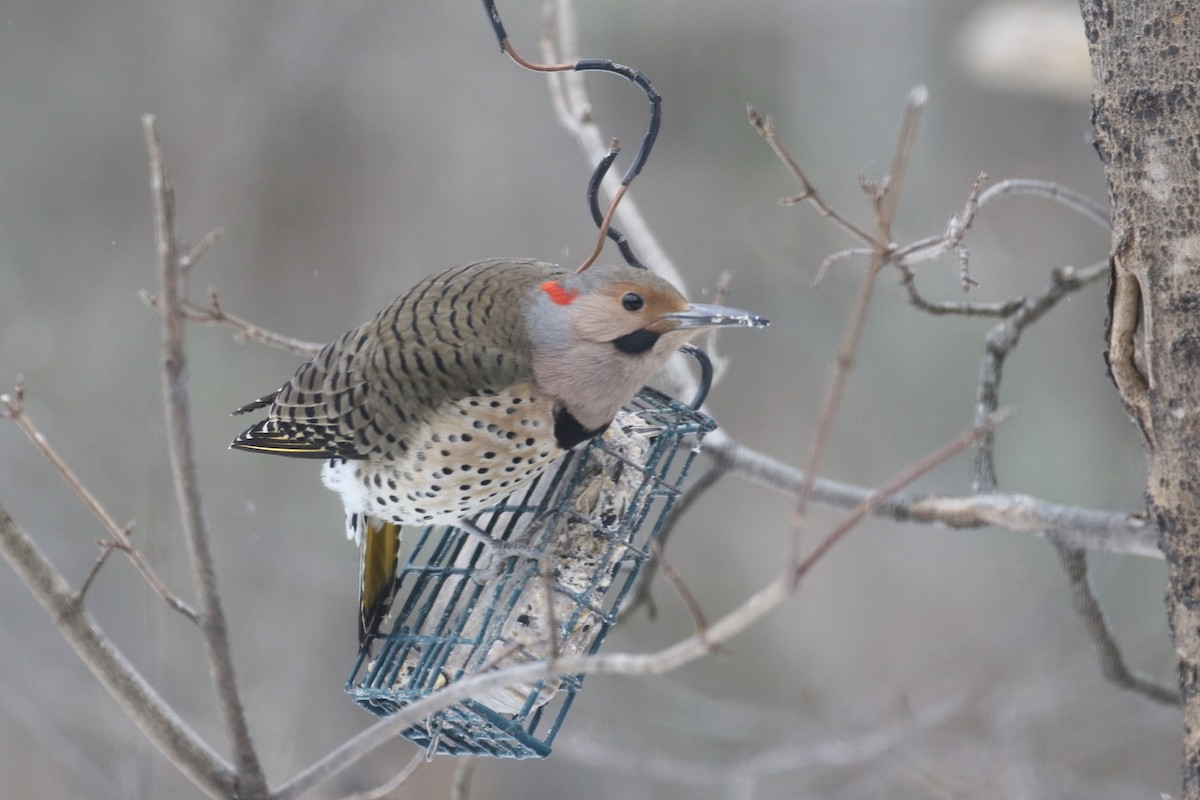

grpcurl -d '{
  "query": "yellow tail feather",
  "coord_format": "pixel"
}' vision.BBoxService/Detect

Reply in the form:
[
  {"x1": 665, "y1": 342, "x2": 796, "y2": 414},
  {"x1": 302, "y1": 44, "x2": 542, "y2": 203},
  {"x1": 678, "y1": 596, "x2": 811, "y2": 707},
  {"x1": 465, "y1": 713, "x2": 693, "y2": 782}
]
[{"x1": 359, "y1": 517, "x2": 403, "y2": 647}]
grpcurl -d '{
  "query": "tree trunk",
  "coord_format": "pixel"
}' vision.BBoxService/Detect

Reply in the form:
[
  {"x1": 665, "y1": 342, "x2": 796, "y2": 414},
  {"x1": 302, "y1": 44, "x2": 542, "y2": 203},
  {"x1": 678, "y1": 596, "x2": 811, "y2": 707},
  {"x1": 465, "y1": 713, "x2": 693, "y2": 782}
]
[{"x1": 1080, "y1": 1, "x2": 1200, "y2": 795}]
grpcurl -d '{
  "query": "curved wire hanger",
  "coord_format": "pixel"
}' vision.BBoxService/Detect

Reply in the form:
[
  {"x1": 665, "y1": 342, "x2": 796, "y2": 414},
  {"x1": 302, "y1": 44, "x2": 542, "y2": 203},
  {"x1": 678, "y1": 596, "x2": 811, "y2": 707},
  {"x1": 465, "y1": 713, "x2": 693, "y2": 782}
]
[{"x1": 481, "y1": 0, "x2": 660, "y2": 273}]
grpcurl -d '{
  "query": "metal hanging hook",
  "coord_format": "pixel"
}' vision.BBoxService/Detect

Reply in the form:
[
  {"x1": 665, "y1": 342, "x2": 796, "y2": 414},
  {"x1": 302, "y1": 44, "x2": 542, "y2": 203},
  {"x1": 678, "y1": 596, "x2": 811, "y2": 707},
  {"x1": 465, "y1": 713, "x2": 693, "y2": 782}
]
[
  {"x1": 588, "y1": 143, "x2": 648, "y2": 269},
  {"x1": 678, "y1": 344, "x2": 714, "y2": 409},
  {"x1": 482, "y1": 0, "x2": 661, "y2": 272}
]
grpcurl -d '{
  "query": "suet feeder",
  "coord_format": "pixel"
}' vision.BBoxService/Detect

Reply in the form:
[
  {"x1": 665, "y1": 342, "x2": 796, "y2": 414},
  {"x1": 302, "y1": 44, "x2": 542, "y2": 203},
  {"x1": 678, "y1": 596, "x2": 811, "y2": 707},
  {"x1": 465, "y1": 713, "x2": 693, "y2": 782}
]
[{"x1": 345, "y1": 382, "x2": 716, "y2": 758}]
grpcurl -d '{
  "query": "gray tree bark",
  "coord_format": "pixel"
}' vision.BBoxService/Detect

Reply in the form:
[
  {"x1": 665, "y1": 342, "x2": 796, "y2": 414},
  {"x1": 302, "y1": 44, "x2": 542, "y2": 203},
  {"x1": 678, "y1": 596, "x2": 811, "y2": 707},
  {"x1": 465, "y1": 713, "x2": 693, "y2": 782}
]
[{"x1": 1080, "y1": 1, "x2": 1200, "y2": 796}]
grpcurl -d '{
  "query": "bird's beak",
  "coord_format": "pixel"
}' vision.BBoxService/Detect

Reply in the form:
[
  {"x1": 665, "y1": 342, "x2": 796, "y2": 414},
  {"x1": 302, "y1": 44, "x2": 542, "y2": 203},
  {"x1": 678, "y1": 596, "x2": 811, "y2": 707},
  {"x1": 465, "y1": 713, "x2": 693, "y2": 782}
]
[{"x1": 663, "y1": 303, "x2": 770, "y2": 330}]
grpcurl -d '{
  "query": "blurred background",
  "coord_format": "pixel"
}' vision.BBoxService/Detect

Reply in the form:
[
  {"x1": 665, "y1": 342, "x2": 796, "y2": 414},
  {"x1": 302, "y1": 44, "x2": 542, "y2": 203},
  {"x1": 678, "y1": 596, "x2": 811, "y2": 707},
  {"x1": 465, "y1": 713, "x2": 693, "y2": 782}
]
[{"x1": 0, "y1": 0, "x2": 1176, "y2": 797}]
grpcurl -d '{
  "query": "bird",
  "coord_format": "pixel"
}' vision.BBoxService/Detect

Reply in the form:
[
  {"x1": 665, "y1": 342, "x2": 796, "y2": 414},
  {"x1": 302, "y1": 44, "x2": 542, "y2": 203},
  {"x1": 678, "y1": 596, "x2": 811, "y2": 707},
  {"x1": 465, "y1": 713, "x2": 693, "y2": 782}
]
[{"x1": 230, "y1": 258, "x2": 767, "y2": 646}]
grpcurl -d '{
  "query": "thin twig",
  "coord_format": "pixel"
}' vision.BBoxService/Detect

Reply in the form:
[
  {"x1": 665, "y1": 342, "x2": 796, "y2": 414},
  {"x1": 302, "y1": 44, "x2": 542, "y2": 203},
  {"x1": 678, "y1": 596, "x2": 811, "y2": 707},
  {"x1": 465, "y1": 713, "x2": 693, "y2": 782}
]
[
  {"x1": 785, "y1": 86, "x2": 927, "y2": 582},
  {"x1": 179, "y1": 227, "x2": 224, "y2": 272},
  {"x1": 748, "y1": 105, "x2": 1136, "y2": 570},
  {"x1": 747, "y1": 106, "x2": 880, "y2": 246},
  {"x1": 898, "y1": 271, "x2": 1024, "y2": 316},
  {"x1": 0, "y1": 504, "x2": 237, "y2": 798},
  {"x1": 622, "y1": 462, "x2": 728, "y2": 622},
  {"x1": 891, "y1": 172, "x2": 987, "y2": 268},
  {"x1": 751, "y1": 115, "x2": 1154, "y2": 711},
  {"x1": 555, "y1": 691, "x2": 961, "y2": 787},
  {"x1": 649, "y1": 540, "x2": 715, "y2": 648},
  {"x1": 76, "y1": 537, "x2": 122, "y2": 606},
  {"x1": 977, "y1": 178, "x2": 1110, "y2": 229},
  {"x1": 974, "y1": 261, "x2": 1109, "y2": 491},
  {"x1": 894, "y1": 176, "x2": 1108, "y2": 318},
  {"x1": 1, "y1": 384, "x2": 199, "y2": 623},
  {"x1": 75, "y1": 542, "x2": 120, "y2": 604},
  {"x1": 140, "y1": 289, "x2": 323, "y2": 357},
  {"x1": 813, "y1": 247, "x2": 873, "y2": 288},
  {"x1": 143, "y1": 115, "x2": 267, "y2": 798},
  {"x1": 337, "y1": 750, "x2": 425, "y2": 800},
  {"x1": 889, "y1": 174, "x2": 1008, "y2": 314},
  {"x1": 794, "y1": 409, "x2": 1009, "y2": 583},
  {"x1": 451, "y1": 757, "x2": 476, "y2": 800},
  {"x1": 1055, "y1": 545, "x2": 1177, "y2": 705}
]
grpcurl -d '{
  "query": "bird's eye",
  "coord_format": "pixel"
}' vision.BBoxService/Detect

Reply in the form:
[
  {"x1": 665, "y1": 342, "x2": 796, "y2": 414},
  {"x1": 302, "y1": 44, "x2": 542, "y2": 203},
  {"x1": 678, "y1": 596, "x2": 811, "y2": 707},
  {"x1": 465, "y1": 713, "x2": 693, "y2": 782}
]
[{"x1": 622, "y1": 292, "x2": 644, "y2": 312}]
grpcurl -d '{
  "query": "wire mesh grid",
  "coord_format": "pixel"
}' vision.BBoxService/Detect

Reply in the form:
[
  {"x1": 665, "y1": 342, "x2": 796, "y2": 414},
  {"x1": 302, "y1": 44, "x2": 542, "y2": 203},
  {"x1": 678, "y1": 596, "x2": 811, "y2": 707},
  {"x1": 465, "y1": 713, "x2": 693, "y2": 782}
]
[{"x1": 345, "y1": 386, "x2": 716, "y2": 758}]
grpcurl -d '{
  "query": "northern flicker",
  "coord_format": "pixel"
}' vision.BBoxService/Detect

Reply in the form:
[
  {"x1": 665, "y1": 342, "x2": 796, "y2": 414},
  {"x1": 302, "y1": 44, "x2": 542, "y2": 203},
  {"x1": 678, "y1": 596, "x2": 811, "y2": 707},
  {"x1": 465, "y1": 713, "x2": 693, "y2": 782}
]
[{"x1": 231, "y1": 258, "x2": 766, "y2": 645}]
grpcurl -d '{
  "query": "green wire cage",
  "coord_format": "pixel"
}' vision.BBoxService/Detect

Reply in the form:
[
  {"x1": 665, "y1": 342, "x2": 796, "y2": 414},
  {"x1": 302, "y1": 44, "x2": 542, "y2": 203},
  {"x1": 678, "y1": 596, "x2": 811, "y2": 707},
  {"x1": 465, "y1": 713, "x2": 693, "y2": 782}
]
[{"x1": 345, "y1": 384, "x2": 716, "y2": 759}]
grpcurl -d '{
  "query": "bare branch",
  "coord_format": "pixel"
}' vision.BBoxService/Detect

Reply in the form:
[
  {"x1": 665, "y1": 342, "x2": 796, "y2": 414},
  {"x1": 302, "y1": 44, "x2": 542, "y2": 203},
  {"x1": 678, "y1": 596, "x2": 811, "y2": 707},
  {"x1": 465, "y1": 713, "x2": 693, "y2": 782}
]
[
  {"x1": 336, "y1": 750, "x2": 424, "y2": 800},
  {"x1": 1, "y1": 383, "x2": 198, "y2": 623},
  {"x1": 649, "y1": 539, "x2": 715, "y2": 646},
  {"x1": 905, "y1": 492, "x2": 1159, "y2": 557},
  {"x1": 0, "y1": 504, "x2": 237, "y2": 798},
  {"x1": 556, "y1": 691, "x2": 960, "y2": 787},
  {"x1": 756, "y1": 119, "x2": 1135, "y2": 706},
  {"x1": 142, "y1": 114, "x2": 267, "y2": 797},
  {"x1": 974, "y1": 261, "x2": 1109, "y2": 491},
  {"x1": 73, "y1": 532, "x2": 133, "y2": 606},
  {"x1": 897, "y1": 268, "x2": 1024, "y2": 316},
  {"x1": 892, "y1": 171, "x2": 987, "y2": 269},
  {"x1": 622, "y1": 461, "x2": 728, "y2": 621},
  {"x1": 707, "y1": 438, "x2": 1159, "y2": 558},
  {"x1": 1056, "y1": 545, "x2": 1177, "y2": 705},
  {"x1": 141, "y1": 289, "x2": 323, "y2": 357},
  {"x1": 76, "y1": 536, "x2": 122, "y2": 607},
  {"x1": 786, "y1": 87, "x2": 927, "y2": 581},
  {"x1": 747, "y1": 106, "x2": 880, "y2": 246},
  {"x1": 812, "y1": 247, "x2": 872, "y2": 288},
  {"x1": 895, "y1": 177, "x2": 1107, "y2": 318},
  {"x1": 750, "y1": 124, "x2": 1127, "y2": 557},
  {"x1": 889, "y1": 172, "x2": 1005, "y2": 314},
  {"x1": 451, "y1": 758, "x2": 476, "y2": 800},
  {"x1": 977, "y1": 178, "x2": 1110, "y2": 229},
  {"x1": 179, "y1": 227, "x2": 224, "y2": 273},
  {"x1": 876, "y1": 85, "x2": 926, "y2": 235},
  {"x1": 793, "y1": 409, "x2": 1009, "y2": 584}
]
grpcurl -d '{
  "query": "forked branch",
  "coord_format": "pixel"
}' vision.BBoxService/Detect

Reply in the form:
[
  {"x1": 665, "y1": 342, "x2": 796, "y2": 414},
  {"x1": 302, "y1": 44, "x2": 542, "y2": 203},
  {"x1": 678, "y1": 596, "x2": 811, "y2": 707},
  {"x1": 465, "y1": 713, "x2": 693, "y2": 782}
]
[
  {"x1": 0, "y1": 505, "x2": 237, "y2": 798},
  {"x1": 1, "y1": 382, "x2": 198, "y2": 623}
]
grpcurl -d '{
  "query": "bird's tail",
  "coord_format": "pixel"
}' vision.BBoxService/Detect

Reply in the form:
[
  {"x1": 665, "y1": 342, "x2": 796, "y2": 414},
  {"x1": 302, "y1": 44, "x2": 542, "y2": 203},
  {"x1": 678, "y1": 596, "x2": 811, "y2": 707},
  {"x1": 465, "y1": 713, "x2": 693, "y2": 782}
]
[{"x1": 358, "y1": 515, "x2": 403, "y2": 647}]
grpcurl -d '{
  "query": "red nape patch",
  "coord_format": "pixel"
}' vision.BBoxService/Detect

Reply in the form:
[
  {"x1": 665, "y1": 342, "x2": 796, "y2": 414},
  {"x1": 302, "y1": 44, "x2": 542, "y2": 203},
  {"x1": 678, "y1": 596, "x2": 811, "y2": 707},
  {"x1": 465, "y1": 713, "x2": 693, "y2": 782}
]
[{"x1": 540, "y1": 280, "x2": 578, "y2": 306}]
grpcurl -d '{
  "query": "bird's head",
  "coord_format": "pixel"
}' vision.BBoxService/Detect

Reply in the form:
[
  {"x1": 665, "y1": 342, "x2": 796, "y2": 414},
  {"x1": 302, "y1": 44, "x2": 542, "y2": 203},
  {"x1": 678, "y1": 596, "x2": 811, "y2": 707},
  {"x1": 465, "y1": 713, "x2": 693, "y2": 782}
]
[{"x1": 526, "y1": 263, "x2": 767, "y2": 429}]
